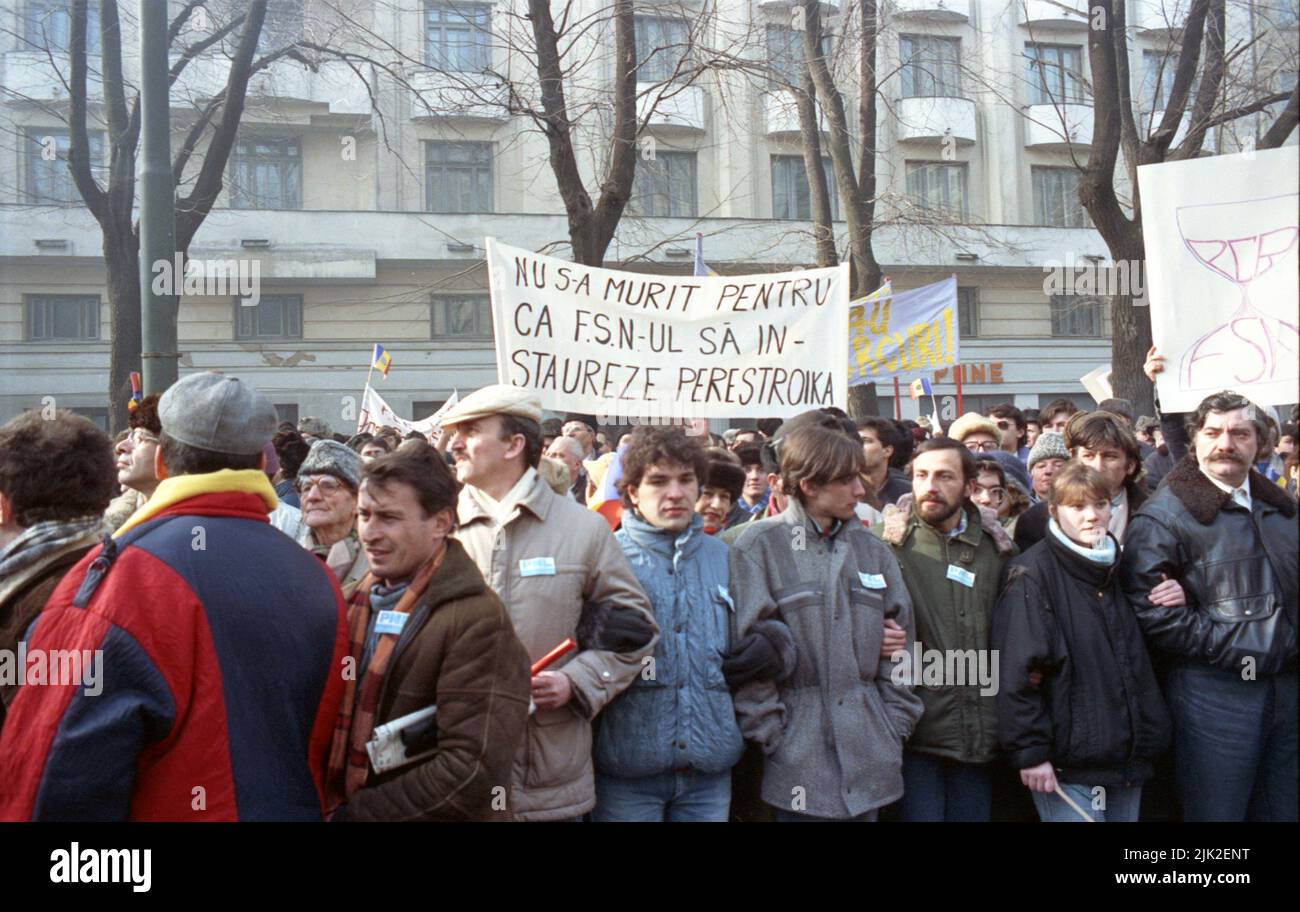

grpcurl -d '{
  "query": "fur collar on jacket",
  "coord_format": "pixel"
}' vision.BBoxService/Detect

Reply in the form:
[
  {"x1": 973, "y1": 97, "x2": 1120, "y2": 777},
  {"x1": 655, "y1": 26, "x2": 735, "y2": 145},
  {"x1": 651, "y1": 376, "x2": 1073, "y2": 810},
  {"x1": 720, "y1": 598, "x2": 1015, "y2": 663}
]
[
  {"x1": 880, "y1": 493, "x2": 1016, "y2": 555},
  {"x1": 1162, "y1": 456, "x2": 1297, "y2": 525}
]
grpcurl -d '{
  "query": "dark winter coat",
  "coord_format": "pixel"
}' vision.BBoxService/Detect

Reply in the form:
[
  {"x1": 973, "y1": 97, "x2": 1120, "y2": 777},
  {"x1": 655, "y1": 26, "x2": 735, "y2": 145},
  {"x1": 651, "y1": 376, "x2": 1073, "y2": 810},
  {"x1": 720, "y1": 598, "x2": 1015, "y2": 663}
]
[{"x1": 993, "y1": 531, "x2": 1172, "y2": 787}]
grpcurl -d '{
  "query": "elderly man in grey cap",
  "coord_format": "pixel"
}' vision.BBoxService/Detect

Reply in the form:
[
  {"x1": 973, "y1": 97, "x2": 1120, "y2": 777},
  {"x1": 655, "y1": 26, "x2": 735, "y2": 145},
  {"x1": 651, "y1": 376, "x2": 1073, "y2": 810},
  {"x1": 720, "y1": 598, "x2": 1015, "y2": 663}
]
[
  {"x1": 296, "y1": 438, "x2": 369, "y2": 600},
  {"x1": 0, "y1": 371, "x2": 348, "y2": 820},
  {"x1": 440, "y1": 384, "x2": 658, "y2": 822}
]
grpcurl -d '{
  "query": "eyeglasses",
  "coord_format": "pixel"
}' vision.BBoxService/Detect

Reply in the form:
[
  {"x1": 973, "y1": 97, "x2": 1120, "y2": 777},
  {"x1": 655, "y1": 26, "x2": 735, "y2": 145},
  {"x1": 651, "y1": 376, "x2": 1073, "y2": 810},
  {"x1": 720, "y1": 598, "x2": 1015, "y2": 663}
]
[
  {"x1": 129, "y1": 429, "x2": 159, "y2": 447},
  {"x1": 973, "y1": 484, "x2": 1007, "y2": 505},
  {"x1": 965, "y1": 440, "x2": 1000, "y2": 453},
  {"x1": 296, "y1": 476, "x2": 348, "y2": 496}
]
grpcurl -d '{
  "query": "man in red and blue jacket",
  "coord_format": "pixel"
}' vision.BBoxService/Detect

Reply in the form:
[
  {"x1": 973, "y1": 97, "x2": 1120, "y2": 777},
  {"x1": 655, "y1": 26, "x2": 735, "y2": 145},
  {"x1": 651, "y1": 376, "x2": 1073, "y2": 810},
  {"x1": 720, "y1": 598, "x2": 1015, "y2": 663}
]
[{"x1": 0, "y1": 372, "x2": 348, "y2": 821}]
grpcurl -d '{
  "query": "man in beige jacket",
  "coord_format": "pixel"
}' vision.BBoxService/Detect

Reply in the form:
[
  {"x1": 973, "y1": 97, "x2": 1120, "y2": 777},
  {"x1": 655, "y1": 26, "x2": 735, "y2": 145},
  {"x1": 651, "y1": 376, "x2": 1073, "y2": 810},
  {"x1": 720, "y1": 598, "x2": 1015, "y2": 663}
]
[{"x1": 440, "y1": 385, "x2": 658, "y2": 821}]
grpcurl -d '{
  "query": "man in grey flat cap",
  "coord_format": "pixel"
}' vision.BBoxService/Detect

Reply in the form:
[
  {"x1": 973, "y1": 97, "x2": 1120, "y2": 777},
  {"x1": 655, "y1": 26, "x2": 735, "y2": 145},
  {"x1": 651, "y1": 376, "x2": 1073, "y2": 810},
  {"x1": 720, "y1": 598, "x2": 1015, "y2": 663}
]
[
  {"x1": 440, "y1": 384, "x2": 658, "y2": 822},
  {"x1": 0, "y1": 371, "x2": 349, "y2": 820}
]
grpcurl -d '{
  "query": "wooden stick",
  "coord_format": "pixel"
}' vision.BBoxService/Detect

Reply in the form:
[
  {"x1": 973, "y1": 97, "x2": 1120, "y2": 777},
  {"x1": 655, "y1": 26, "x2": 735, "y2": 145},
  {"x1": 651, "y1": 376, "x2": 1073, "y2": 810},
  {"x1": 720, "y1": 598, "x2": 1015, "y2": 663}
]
[{"x1": 1053, "y1": 784, "x2": 1097, "y2": 822}]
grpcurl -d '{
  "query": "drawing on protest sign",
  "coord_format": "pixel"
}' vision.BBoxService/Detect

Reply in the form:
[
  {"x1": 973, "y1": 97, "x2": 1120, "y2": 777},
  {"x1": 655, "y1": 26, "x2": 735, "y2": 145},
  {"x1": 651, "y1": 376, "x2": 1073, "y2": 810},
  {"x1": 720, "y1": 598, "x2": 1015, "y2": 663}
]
[
  {"x1": 484, "y1": 238, "x2": 851, "y2": 419},
  {"x1": 1138, "y1": 146, "x2": 1299, "y2": 412},
  {"x1": 358, "y1": 386, "x2": 458, "y2": 442},
  {"x1": 847, "y1": 276, "x2": 959, "y2": 385}
]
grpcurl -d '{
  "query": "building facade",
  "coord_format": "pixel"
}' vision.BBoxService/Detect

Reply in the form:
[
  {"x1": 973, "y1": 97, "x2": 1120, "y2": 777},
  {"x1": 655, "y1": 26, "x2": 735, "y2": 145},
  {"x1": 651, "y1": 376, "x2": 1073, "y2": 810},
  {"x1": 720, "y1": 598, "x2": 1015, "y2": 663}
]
[{"x1": 1, "y1": 0, "x2": 1296, "y2": 431}]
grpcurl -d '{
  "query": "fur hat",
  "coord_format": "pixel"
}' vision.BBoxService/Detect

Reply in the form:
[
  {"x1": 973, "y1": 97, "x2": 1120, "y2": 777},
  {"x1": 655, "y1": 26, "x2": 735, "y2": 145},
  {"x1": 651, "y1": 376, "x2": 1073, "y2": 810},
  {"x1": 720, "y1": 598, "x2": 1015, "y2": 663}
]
[
  {"x1": 298, "y1": 438, "x2": 364, "y2": 491},
  {"x1": 947, "y1": 412, "x2": 1001, "y2": 444},
  {"x1": 704, "y1": 459, "x2": 746, "y2": 502}
]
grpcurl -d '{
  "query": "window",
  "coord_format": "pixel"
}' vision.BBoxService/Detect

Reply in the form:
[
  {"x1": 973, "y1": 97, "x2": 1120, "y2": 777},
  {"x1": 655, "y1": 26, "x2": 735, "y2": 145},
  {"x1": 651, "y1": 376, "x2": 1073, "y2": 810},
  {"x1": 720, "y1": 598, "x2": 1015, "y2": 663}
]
[
  {"x1": 1050, "y1": 294, "x2": 1104, "y2": 337},
  {"x1": 431, "y1": 294, "x2": 492, "y2": 339},
  {"x1": 899, "y1": 35, "x2": 961, "y2": 98},
  {"x1": 424, "y1": 2, "x2": 491, "y2": 71},
  {"x1": 259, "y1": 0, "x2": 304, "y2": 51},
  {"x1": 1033, "y1": 167, "x2": 1090, "y2": 227},
  {"x1": 632, "y1": 151, "x2": 697, "y2": 217},
  {"x1": 24, "y1": 128, "x2": 105, "y2": 204},
  {"x1": 424, "y1": 141, "x2": 493, "y2": 213},
  {"x1": 229, "y1": 138, "x2": 301, "y2": 209},
  {"x1": 771, "y1": 155, "x2": 838, "y2": 220},
  {"x1": 413, "y1": 400, "x2": 448, "y2": 420},
  {"x1": 274, "y1": 403, "x2": 299, "y2": 427},
  {"x1": 1025, "y1": 43, "x2": 1087, "y2": 105},
  {"x1": 26, "y1": 294, "x2": 100, "y2": 341},
  {"x1": 1141, "y1": 50, "x2": 1178, "y2": 111},
  {"x1": 905, "y1": 161, "x2": 968, "y2": 219},
  {"x1": 23, "y1": 0, "x2": 101, "y2": 54},
  {"x1": 635, "y1": 15, "x2": 692, "y2": 83},
  {"x1": 957, "y1": 286, "x2": 979, "y2": 338},
  {"x1": 235, "y1": 294, "x2": 303, "y2": 340}
]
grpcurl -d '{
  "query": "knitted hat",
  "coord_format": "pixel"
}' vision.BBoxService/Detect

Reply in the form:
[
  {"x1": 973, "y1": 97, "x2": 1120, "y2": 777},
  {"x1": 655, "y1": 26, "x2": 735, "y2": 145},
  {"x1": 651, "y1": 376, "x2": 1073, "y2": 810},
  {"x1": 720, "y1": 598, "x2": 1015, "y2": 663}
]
[
  {"x1": 298, "y1": 438, "x2": 364, "y2": 491},
  {"x1": 297, "y1": 416, "x2": 332, "y2": 438},
  {"x1": 703, "y1": 459, "x2": 746, "y2": 502},
  {"x1": 947, "y1": 411, "x2": 1001, "y2": 444},
  {"x1": 1027, "y1": 431, "x2": 1069, "y2": 472},
  {"x1": 159, "y1": 371, "x2": 277, "y2": 456}
]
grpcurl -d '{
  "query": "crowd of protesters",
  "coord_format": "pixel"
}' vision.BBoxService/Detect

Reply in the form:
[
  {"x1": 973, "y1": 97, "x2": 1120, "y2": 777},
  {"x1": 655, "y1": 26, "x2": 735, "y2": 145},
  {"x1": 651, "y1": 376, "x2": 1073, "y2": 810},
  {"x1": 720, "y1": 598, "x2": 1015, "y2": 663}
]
[{"x1": 0, "y1": 348, "x2": 1295, "y2": 823}]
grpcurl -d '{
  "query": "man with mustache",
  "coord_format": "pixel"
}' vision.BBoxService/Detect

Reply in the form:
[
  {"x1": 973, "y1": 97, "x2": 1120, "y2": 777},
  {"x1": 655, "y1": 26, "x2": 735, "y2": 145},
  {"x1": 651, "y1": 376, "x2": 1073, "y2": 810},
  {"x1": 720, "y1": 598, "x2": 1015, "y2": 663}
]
[
  {"x1": 1121, "y1": 390, "x2": 1298, "y2": 821},
  {"x1": 873, "y1": 437, "x2": 1016, "y2": 821}
]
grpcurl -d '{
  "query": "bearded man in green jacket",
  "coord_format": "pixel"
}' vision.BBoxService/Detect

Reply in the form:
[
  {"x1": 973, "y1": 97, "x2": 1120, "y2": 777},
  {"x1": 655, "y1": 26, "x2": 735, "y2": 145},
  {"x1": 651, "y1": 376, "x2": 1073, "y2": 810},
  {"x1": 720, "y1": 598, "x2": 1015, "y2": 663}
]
[{"x1": 873, "y1": 437, "x2": 1017, "y2": 821}]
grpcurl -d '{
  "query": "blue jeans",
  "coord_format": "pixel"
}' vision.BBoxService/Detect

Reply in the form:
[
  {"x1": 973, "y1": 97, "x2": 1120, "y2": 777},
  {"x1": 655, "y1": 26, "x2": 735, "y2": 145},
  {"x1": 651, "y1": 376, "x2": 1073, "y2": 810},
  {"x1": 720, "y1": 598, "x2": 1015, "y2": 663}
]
[
  {"x1": 1165, "y1": 665, "x2": 1298, "y2": 821},
  {"x1": 1032, "y1": 783, "x2": 1142, "y2": 822},
  {"x1": 774, "y1": 807, "x2": 878, "y2": 822},
  {"x1": 593, "y1": 770, "x2": 731, "y2": 822},
  {"x1": 899, "y1": 751, "x2": 993, "y2": 821}
]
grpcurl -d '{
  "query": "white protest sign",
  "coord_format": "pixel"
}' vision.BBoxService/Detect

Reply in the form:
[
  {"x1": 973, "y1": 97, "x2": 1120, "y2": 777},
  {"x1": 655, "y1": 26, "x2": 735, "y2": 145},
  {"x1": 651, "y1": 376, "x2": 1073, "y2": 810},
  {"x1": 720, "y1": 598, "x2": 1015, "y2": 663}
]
[
  {"x1": 1138, "y1": 146, "x2": 1299, "y2": 412},
  {"x1": 358, "y1": 386, "x2": 459, "y2": 442},
  {"x1": 485, "y1": 238, "x2": 850, "y2": 420}
]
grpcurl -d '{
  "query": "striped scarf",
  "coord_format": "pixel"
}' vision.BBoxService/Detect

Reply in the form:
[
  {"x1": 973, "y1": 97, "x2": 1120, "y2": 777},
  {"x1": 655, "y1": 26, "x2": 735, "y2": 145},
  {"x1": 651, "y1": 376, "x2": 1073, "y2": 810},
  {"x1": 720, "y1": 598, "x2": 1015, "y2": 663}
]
[{"x1": 325, "y1": 545, "x2": 445, "y2": 809}]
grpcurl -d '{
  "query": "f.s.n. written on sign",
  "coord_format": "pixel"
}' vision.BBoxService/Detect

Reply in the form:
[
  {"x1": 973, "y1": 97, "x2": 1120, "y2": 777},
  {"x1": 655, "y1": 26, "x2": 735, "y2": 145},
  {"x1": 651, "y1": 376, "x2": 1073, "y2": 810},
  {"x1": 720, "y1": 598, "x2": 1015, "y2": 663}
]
[
  {"x1": 847, "y1": 275, "x2": 960, "y2": 385},
  {"x1": 485, "y1": 239, "x2": 851, "y2": 418}
]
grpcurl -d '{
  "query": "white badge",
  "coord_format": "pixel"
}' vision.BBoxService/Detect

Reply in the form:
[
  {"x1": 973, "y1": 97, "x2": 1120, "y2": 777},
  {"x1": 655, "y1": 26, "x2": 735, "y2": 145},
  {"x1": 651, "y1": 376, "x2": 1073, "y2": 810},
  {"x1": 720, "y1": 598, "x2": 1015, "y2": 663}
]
[
  {"x1": 519, "y1": 557, "x2": 557, "y2": 577},
  {"x1": 717, "y1": 585, "x2": 735, "y2": 611},
  {"x1": 946, "y1": 564, "x2": 976, "y2": 588},
  {"x1": 374, "y1": 609, "x2": 408, "y2": 635},
  {"x1": 859, "y1": 572, "x2": 887, "y2": 590}
]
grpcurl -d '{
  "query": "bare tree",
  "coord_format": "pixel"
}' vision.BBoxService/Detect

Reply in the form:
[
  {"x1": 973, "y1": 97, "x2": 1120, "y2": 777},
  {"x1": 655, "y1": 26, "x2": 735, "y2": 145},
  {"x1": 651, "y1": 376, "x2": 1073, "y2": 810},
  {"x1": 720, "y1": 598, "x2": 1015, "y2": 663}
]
[
  {"x1": 1080, "y1": 0, "x2": 1297, "y2": 413},
  {"x1": 23, "y1": 0, "x2": 313, "y2": 430}
]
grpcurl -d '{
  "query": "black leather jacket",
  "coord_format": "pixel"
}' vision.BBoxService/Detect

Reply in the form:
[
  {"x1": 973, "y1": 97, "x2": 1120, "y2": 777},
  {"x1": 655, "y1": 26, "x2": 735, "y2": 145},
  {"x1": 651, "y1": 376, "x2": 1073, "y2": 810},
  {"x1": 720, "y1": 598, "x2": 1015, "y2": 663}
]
[{"x1": 1119, "y1": 457, "x2": 1298, "y2": 677}]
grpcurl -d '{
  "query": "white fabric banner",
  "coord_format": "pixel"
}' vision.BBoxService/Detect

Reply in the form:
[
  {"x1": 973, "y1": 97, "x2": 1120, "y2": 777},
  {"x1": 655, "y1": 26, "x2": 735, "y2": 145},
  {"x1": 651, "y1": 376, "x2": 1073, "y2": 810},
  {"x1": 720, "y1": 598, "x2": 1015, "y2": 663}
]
[
  {"x1": 358, "y1": 387, "x2": 459, "y2": 442},
  {"x1": 1138, "y1": 146, "x2": 1299, "y2": 412},
  {"x1": 485, "y1": 238, "x2": 851, "y2": 420}
]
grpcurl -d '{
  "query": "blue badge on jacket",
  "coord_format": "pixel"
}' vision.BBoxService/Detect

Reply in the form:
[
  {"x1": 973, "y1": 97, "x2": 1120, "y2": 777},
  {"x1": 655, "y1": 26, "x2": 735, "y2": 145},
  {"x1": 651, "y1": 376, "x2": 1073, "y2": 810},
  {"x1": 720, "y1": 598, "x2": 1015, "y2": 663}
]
[
  {"x1": 519, "y1": 557, "x2": 557, "y2": 577},
  {"x1": 946, "y1": 564, "x2": 976, "y2": 588},
  {"x1": 859, "y1": 572, "x2": 887, "y2": 589},
  {"x1": 375, "y1": 610, "x2": 408, "y2": 635}
]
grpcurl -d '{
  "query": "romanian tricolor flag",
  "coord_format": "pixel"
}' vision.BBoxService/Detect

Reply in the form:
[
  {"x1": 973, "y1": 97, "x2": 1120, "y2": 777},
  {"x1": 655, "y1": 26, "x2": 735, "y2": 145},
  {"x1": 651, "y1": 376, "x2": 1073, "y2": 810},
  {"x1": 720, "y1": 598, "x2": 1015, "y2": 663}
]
[
  {"x1": 372, "y1": 343, "x2": 392, "y2": 378},
  {"x1": 586, "y1": 449, "x2": 626, "y2": 531},
  {"x1": 909, "y1": 377, "x2": 933, "y2": 399}
]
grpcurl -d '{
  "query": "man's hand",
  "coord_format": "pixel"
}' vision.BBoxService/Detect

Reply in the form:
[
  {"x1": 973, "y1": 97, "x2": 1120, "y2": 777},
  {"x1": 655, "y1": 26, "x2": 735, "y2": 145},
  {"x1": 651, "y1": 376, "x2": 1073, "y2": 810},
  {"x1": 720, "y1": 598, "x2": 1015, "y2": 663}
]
[
  {"x1": 1143, "y1": 345, "x2": 1166, "y2": 383},
  {"x1": 1148, "y1": 573, "x2": 1187, "y2": 608},
  {"x1": 1020, "y1": 761, "x2": 1058, "y2": 793},
  {"x1": 531, "y1": 671, "x2": 572, "y2": 710},
  {"x1": 880, "y1": 619, "x2": 907, "y2": 662}
]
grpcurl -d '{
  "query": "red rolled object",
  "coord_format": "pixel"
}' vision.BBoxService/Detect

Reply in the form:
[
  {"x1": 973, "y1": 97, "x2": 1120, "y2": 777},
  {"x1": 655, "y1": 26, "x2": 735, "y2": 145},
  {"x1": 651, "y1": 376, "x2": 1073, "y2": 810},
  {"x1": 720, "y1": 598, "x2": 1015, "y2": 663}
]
[{"x1": 531, "y1": 637, "x2": 576, "y2": 676}]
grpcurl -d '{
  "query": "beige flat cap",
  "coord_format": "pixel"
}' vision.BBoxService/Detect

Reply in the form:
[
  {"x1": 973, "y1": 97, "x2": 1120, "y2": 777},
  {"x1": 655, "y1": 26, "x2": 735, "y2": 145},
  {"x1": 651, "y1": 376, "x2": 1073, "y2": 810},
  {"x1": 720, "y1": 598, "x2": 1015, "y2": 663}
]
[{"x1": 439, "y1": 383, "x2": 543, "y2": 427}]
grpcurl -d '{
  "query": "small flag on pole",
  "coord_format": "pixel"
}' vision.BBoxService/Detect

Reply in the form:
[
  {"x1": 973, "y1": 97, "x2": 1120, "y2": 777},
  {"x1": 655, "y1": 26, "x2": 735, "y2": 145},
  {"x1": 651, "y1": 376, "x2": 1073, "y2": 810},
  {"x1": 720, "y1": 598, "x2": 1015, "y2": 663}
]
[
  {"x1": 694, "y1": 233, "x2": 717, "y2": 277},
  {"x1": 909, "y1": 377, "x2": 933, "y2": 399},
  {"x1": 372, "y1": 343, "x2": 392, "y2": 378}
]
